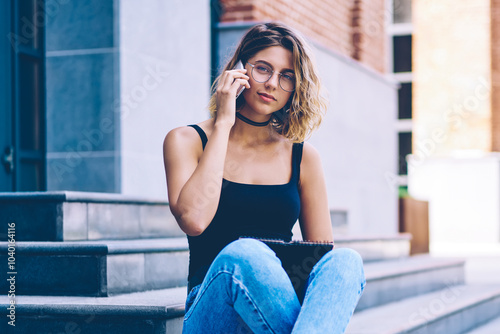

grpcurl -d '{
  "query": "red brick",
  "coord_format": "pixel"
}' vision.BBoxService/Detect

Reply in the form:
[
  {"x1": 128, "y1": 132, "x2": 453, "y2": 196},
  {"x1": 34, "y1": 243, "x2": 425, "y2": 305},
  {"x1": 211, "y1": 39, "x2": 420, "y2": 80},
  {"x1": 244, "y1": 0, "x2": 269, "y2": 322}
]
[{"x1": 217, "y1": 0, "x2": 386, "y2": 73}]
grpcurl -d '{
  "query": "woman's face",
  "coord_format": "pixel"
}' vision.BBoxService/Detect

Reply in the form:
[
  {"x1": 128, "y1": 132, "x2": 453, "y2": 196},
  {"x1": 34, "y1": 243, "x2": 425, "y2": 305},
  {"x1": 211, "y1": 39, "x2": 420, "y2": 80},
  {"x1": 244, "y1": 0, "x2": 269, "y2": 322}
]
[{"x1": 241, "y1": 46, "x2": 294, "y2": 116}]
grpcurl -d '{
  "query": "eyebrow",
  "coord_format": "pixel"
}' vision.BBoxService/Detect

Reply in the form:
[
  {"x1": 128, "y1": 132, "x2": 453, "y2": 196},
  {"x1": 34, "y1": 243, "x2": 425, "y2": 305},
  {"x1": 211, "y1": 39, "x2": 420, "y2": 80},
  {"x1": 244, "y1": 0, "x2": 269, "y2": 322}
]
[{"x1": 255, "y1": 60, "x2": 294, "y2": 73}]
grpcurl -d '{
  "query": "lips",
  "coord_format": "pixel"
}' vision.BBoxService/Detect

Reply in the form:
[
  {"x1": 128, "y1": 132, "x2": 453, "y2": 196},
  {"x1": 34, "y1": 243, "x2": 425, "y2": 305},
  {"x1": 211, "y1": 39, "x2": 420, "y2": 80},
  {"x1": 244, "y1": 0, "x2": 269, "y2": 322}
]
[{"x1": 258, "y1": 92, "x2": 276, "y2": 101}]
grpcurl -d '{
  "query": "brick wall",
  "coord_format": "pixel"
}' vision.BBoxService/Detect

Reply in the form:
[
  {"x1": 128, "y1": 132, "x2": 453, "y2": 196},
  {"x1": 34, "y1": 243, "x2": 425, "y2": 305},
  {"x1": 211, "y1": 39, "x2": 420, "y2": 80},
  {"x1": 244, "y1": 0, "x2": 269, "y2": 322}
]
[
  {"x1": 218, "y1": 0, "x2": 386, "y2": 73},
  {"x1": 492, "y1": 0, "x2": 500, "y2": 151}
]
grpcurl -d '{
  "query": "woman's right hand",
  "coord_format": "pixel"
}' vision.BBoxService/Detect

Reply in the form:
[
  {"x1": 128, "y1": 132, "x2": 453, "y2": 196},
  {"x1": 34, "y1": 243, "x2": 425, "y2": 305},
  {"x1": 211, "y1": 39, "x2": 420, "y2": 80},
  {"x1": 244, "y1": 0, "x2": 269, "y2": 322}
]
[
  {"x1": 163, "y1": 68, "x2": 249, "y2": 236},
  {"x1": 215, "y1": 68, "x2": 250, "y2": 127}
]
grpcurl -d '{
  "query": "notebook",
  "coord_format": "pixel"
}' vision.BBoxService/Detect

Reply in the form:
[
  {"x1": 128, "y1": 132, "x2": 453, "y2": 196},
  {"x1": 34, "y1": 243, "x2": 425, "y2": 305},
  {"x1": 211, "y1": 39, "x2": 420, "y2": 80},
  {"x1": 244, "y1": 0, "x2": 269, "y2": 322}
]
[{"x1": 238, "y1": 236, "x2": 334, "y2": 304}]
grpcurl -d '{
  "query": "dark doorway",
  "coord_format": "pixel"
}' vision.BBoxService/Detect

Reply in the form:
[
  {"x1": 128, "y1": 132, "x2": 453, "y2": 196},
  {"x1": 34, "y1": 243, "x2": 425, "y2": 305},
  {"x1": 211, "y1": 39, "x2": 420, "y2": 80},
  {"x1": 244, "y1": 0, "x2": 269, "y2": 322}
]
[{"x1": 0, "y1": 0, "x2": 46, "y2": 191}]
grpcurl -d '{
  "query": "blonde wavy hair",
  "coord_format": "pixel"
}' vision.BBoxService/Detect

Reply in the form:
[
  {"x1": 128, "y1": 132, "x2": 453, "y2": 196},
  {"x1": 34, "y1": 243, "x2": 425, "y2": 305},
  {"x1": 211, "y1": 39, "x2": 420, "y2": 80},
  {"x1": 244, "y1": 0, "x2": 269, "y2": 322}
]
[{"x1": 208, "y1": 22, "x2": 328, "y2": 143}]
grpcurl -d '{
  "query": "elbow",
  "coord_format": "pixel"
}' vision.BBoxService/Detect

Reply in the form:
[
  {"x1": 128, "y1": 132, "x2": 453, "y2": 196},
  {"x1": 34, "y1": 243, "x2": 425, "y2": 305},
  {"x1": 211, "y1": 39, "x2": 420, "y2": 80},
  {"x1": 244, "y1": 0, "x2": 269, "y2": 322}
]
[
  {"x1": 175, "y1": 211, "x2": 207, "y2": 237},
  {"x1": 185, "y1": 227, "x2": 205, "y2": 237}
]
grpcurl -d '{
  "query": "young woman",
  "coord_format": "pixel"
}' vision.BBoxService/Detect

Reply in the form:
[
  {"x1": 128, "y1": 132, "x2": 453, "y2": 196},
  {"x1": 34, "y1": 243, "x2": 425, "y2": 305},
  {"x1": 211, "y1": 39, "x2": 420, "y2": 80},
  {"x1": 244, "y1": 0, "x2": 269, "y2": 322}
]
[{"x1": 163, "y1": 22, "x2": 366, "y2": 334}]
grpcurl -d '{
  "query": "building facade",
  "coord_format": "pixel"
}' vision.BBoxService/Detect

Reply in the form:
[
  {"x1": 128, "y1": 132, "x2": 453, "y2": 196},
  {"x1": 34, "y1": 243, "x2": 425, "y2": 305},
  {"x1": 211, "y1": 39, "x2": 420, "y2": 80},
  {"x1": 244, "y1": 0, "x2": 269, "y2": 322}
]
[
  {"x1": 0, "y1": 0, "x2": 399, "y2": 236},
  {"x1": 409, "y1": 0, "x2": 500, "y2": 246}
]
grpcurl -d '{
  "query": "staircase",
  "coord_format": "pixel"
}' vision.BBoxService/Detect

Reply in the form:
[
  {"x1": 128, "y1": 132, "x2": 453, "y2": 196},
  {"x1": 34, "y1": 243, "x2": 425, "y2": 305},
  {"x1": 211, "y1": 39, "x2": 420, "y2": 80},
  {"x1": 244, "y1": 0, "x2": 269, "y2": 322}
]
[{"x1": 0, "y1": 191, "x2": 499, "y2": 333}]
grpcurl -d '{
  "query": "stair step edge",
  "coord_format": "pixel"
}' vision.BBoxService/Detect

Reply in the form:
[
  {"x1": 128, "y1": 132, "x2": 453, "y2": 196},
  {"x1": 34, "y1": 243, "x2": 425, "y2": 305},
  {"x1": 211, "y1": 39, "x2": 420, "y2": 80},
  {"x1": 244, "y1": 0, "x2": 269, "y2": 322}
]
[
  {"x1": 0, "y1": 237, "x2": 189, "y2": 255},
  {"x1": 364, "y1": 256, "x2": 465, "y2": 281},
  {"x1": 347, "y1": 284, "x2": 500, "y2": 333},
  {"x1": 0, "y1": 287, "x2": 187, "y2": 319}
]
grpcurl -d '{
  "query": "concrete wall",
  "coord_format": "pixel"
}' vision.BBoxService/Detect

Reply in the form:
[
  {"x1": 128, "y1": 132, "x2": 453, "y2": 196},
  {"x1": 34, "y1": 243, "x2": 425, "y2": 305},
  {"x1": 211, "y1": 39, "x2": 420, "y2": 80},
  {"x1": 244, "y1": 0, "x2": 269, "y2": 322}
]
[
  {"x1": 45, "y1": 0, "x2": 120, "y2": 192},
  {"x1": 312, "y1": 45, "x2": 398, "y2": 236},
  {"x1": 118, "y1": 0, "x2": 211, "y2": 198},
  {"x1": 219, "y1": 23, "x2": 399, "y2": 236},
  {"x1": 43, "y1": 0, "x2": 211, "y2": 197}
]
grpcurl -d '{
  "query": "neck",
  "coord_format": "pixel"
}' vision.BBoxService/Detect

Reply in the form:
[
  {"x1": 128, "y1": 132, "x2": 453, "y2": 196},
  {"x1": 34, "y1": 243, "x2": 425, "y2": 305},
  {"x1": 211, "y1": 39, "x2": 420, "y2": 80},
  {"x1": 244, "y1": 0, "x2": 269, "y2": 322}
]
[
  {"x1": 231, "y1": 109, "x2": 275, "y2": 145},
  {"x1": 236, "y1": 112, "x2": 271, "y2": 127}
]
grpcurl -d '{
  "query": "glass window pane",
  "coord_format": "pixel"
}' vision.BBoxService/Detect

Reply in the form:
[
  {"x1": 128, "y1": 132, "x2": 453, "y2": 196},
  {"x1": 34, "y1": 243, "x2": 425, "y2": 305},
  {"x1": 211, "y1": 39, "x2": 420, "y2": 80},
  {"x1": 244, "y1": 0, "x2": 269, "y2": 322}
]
[
  {"x1": 398, "y1": 82, "x2": 412, "y2": 119},
  {"x1": 398, "y1": 132, "x2": 412, "y2": 175},
  {"x1": 393, "y1": 35, "x2": 412, "y2": 73},
  {"x1": 17, "y1": 0, "x2": 43, "y2": 50},
  {"x1": 19, "y1": 55, "x2": 42, "y2": 151},
  {"x1": 393, "y1": 0, "x2": 412, "y2": 24},
  {"x1": 18, "y1": 161, "x2": 42, "y2": 191}
]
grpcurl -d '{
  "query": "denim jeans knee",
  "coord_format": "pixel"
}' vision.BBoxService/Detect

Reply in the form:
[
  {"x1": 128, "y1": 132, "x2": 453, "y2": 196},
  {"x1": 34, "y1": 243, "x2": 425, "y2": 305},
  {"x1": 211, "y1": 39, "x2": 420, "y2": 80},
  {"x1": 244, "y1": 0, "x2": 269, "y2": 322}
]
[
  {"x1": 220, "y1": 238, "x2": 273, "y2": 258},
  {"x1": 310, "y1": 248, "x2": 366, "y2": 288},
  {"x1": 214, "y1": 238, "x2": 277, "y2": 270}
]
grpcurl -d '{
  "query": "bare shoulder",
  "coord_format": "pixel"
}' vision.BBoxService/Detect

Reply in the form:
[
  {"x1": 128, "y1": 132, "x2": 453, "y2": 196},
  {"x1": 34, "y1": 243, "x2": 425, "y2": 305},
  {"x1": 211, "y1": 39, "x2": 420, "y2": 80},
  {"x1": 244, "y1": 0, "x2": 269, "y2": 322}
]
[
  {"x1": 301, "y1": 142, "x2": 322, "y2": 166},
  {"x1": 163, "y1": 126, "x2": 198, "y2": 151},
  {"x1": 299, "y1": 141, "x2": 324, "y2": 183},
  {"x1": 163, "y1": 120, "x2": 212, "y2": 158}
]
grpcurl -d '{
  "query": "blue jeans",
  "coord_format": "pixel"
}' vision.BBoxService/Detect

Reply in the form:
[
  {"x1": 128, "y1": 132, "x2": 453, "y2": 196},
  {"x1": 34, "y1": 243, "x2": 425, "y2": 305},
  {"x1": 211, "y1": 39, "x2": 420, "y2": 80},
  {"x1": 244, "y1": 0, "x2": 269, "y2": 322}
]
[{"x1": 182, "y1": 238, "x2": 366, "y2": 334}]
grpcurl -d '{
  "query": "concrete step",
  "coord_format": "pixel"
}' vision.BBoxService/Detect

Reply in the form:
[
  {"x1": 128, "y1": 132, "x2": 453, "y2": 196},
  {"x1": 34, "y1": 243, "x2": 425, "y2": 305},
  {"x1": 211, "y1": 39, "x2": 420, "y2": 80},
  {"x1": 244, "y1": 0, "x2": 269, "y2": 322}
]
[
  {"x1": 0, "y1": 192, "x2": 414, "y2": 256},
  {"x1": 333, "y1": 233, "x2": 412, "y2": 262},
  {"x1": 465, "y1": 316, "x2": 500, "y2": 333},
  {"x1": 0, "y1": 279, "x2": 491, "y2": 334},
  {"x1": 0, "y1": 287, "x2": 187, "y2": 334},
  {"x1": 0, "y1": 235, "x2": 412, "y2": 297},
  {"x1": 0, "y1": 191, "x2": 183, "y2": 241},
  {"x1": 357, "y1": 255, "x2": 465, "y2": 311},
  {"x1": 0, "y1": 238, "x2": 189, "y2": 297},
  {"x1": 346, "y1": 284, "x2": 500, "y2": 334}
]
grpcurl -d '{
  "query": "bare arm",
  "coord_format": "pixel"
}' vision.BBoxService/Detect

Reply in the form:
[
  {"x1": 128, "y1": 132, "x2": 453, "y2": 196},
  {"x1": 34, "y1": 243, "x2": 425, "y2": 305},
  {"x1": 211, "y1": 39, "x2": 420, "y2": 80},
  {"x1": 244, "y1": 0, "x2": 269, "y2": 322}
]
[
  {"x1": 298, "y1": 142, "x2": 334, "y2": 242},
  {"x1": 162, "y1": 68, "x2": 250, "y2": 236},
  {"x1": 163, "y1": 124, "x2": 231, "y2": 236}
]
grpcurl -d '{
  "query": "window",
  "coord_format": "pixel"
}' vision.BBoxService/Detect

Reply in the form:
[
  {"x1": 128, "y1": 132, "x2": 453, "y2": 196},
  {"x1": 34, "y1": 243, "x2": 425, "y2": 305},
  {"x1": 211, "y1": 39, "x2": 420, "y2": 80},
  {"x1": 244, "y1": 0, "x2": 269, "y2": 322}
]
[
  {"x1": 398, "y1": 82, "x2": 412, "y2": 119},
  {"x1": 393, "y1": 35, "x2": 412, "y2": 72},
  {"x1": 393, "y1": 0, "x2": 412, "y2": 24},
  {"x1": 398, "y1": 132, "x2": 412, "y2": 175}
]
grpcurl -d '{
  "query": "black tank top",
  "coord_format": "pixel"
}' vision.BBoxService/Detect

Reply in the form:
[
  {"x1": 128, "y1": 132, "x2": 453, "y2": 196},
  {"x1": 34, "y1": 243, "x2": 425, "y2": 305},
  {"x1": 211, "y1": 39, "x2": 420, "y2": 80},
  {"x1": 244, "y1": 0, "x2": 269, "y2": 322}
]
[{"x1": 186, "y1": 124, "x2": 303, "y2": 291}]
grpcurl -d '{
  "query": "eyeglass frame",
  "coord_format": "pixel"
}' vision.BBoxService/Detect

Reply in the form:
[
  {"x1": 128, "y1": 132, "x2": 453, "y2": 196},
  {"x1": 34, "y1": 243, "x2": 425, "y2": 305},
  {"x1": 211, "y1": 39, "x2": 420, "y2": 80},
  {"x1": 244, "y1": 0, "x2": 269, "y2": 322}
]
[{"x1": 246, "y1": 61, "x2": 296, "y2": 92}]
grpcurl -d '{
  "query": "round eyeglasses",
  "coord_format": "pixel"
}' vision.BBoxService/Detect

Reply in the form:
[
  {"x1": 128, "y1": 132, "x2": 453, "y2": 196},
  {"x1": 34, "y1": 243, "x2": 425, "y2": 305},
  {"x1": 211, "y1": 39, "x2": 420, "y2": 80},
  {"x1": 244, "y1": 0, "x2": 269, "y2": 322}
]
[{"x1": 246, "y1": 62, "x2": 296, "y2": 92}]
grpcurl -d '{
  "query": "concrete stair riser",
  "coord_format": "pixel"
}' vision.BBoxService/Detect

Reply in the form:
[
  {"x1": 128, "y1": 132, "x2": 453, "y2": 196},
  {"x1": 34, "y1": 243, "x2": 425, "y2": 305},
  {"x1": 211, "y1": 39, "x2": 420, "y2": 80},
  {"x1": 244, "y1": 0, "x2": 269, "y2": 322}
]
[
  {"x1": 0, "y1": 244, "x2": 108, "y2": 297},
  {"x1": 358, "y1": 259, "x2": 465, "y2": 311},
  {"x1": 0, "y1": 305, "x2": 185, "y2": 334},
  {"x1": 0, "y1": 242, "x2": 188, "y2": 296},
  {"x1": 0, "y1": 192, "x2": 413, "y2": 250},
  {"x1": 0, "y1": 233, "x2": 412, "y2": 296},
  {"x1": 0, "y1": 191, "x2": 183, "y2": 242},
  {"x1": 339, "y1": 238, "x2": 411, "y2": 262},
  {"x1": 409, "y1": 294, "x2": 500, "y2": 334},
  {"x1": 0, "y1": 288, "x2": 187, "y2": 334},
  {"x1": 465, "y1": 316, "x2": 500, "y2": 333},
  {"x1": 107, "y1": 251, "x2": 188, "y2": 295}
]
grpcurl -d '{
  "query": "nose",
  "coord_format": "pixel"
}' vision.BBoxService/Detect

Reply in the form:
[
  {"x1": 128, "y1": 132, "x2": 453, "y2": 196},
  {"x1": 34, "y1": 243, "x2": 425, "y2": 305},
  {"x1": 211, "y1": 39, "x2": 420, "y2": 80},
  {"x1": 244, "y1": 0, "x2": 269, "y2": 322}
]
[{"x1": 265, "y1": 72, "x2": 280, "y2": 90}]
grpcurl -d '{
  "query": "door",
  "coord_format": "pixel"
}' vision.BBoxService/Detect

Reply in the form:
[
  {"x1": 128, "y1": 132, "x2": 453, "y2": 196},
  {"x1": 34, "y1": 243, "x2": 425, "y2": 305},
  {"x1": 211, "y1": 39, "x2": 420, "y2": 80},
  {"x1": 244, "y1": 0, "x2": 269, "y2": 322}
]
[
  {"x1": 0, "y1": 0, "x2": 46, "y2": 191},
  {"x1": 0, "y1": 0, "x2": 14, "y2": 190}
]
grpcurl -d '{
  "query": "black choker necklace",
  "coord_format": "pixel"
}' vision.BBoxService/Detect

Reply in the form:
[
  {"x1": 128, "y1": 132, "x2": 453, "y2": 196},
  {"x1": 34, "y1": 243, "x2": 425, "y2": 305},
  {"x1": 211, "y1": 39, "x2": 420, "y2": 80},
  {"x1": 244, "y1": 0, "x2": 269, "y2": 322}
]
[{"x1": 236, "y1": 112, "x2": 271, "y2": 127}]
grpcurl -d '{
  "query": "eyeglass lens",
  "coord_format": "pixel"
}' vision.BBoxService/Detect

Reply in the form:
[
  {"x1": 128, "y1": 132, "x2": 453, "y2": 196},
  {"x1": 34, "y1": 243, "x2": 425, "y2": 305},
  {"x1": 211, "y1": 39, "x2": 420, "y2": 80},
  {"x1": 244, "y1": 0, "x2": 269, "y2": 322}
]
[{"x1": 251, "y1": 62, "x2": 295, "y2": 92}]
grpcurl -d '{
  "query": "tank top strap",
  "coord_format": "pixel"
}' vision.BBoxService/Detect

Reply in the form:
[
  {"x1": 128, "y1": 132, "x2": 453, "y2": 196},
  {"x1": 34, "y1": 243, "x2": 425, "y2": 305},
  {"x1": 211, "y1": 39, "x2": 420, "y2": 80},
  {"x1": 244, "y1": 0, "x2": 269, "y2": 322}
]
[
  {"x1": 188, "y1": 124, "x2": 207, "y2": 150},
  {"x1": 292, "y1": 142, "x2": 304, "y2": 182},
  {"x1": 187, "y1": 124, "x2": 303, "y2": 182}
]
